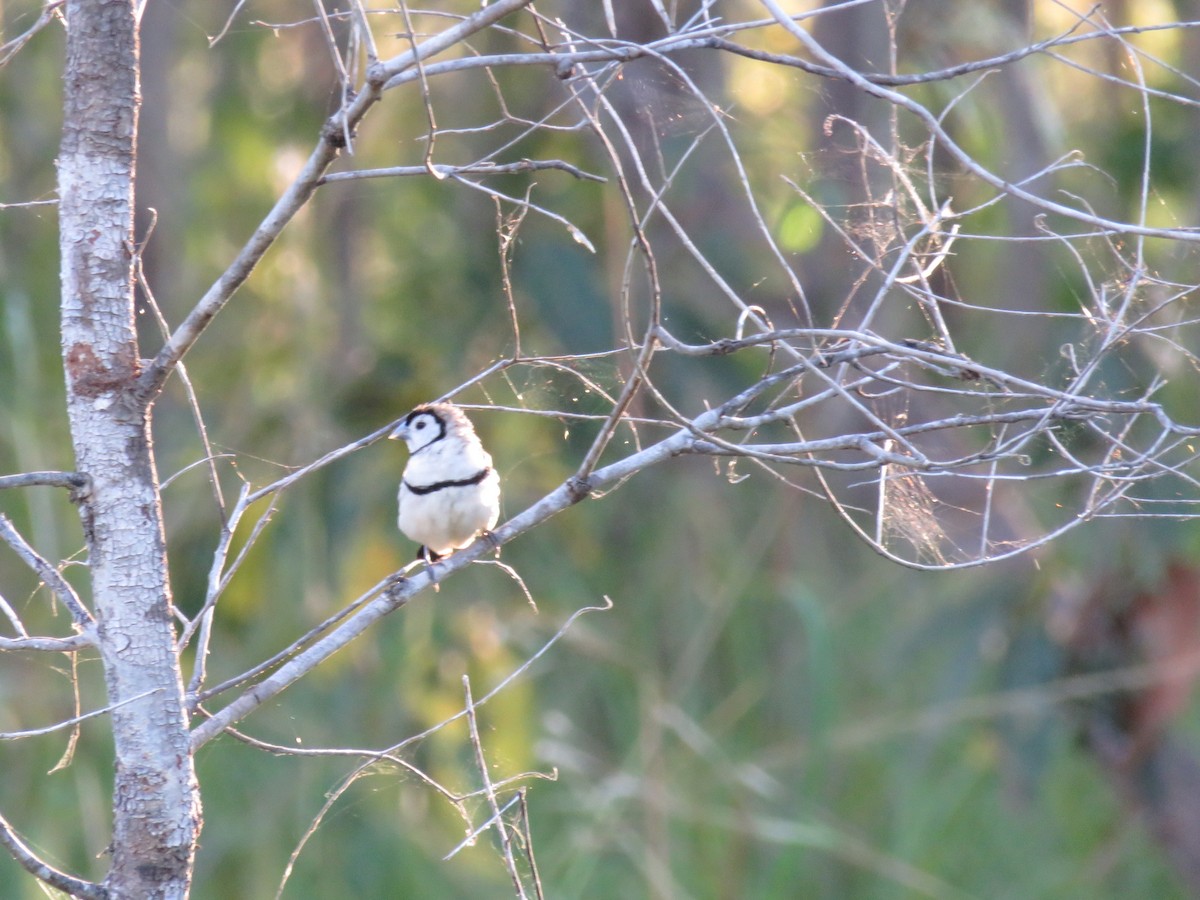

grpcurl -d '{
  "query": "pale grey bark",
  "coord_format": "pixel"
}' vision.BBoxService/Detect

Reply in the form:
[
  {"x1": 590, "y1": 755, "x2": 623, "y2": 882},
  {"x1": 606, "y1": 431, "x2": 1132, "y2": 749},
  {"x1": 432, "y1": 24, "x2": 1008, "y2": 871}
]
[{"x1": 58, "y1": 0, "x2": 200, "y2": 896}]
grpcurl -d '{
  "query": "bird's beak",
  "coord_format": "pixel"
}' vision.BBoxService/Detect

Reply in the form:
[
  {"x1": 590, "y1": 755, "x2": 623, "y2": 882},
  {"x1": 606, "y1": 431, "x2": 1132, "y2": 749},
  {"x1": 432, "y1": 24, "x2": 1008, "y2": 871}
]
[{"x1": 388, "y1": 422, "x2": 406, "y2": 441}]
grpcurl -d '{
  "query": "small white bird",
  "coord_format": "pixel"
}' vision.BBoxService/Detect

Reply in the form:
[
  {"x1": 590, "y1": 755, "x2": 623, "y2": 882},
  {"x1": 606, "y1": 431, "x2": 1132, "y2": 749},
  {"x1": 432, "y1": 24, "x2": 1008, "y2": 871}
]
[{"x1": 390, "y1": 403, "x2": 500, "y2": 561}]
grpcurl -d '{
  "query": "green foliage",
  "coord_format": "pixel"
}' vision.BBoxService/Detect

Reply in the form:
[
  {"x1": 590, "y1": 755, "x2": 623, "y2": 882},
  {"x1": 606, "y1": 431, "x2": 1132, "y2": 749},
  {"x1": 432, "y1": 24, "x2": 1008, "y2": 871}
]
[{"x1": 2, "y1": 1, "x2": 1200, "y2": 897}]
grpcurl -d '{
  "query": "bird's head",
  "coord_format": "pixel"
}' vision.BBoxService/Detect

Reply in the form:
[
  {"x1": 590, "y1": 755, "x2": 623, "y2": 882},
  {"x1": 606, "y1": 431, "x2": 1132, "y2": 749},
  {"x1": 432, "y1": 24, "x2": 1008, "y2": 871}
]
[{"x1": 389, "y1": 405, "x2": 448, "y2": 453}]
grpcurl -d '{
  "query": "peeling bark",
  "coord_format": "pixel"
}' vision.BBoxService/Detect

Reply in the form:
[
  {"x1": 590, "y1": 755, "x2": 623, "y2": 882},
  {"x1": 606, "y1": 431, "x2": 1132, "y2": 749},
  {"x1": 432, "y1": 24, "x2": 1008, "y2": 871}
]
[{"x1": 58, "y1": 1, "x2": 200, "y2": 896}]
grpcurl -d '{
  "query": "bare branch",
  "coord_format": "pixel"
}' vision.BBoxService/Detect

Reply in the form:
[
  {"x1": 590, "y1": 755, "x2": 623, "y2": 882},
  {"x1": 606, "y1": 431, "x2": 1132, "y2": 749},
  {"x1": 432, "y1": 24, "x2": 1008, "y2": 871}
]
[
  {"x1": 0, "y1": 198, "x2": 57, "y2": 210},
  {"x1": 192, "y1": 586, "x2": 613, "y2": 750},
  {"x1": 443, "y1": 794, "x2": 523, "y2": 861},
  {"x1": 190, "y1": 580, "x2": 410, "y2": 748},
  {"x1": 1, "y1": 689, "x2": 164, "y2": 741},
  {"x1": 0, "y1": 1, "x2": 63, "y2": 70},
  {"x1": 318, "y1": 159, "x2": 606, "y2": 183},
  {"x1": 0, "y1": 591, "x2": 28, "y2": 638},
  {"x1": 463, "y1": 675, "x2": 527, "y2": 897},
  {"x1": 136, "y1": 0, "x2": 539, "y2": 403},
  {"x1": 347, "y1": 0, "x2": 378, "y2": 64},
  {"x1": 0, "y1": 514, "x2": 95, "y2": 632},
  {"x1": 759, "y1": 0, "x2": 1200, "y2": 243},
  {"x1": 0, "y1": 633, "x2": 92, "y2": 652},
  {"x1": 207, "y1": 0, "x2": 249, "y2": 47},
  {"x1": 0, "y1": 807, "x2": 106, "y2": 899},
  {"x1": 0, "y1": 471, "x2": 88, "y2": 493},
  {"x1": 189, "y1": 562, "x2": 382, "y2": 705}
]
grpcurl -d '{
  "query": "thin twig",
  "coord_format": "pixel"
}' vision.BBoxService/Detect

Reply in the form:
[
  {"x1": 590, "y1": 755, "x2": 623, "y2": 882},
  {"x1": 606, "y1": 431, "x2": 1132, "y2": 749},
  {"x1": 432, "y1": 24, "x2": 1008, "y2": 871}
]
[
  {"x1": 135, "y1": 222, "x2": 227, "y2": 517},
  {"x1": 517, "y1": 790, "x2": 545, "y2": 900},
  {"x1": 193, "y1": 589, "x2": 613, "y2": 750},
  {"x1": 1, "y1": 689, "x2": 164, "y2": 741},
  {"x1": 464, "y1": 675, "x2": 527, "y2": 897},
  {"x1": 397, "y1": 0, "x2": 441, "y2": 177},
  {"x1": 0, "y1": 198, "x2": 58, "y2": 210},
  {"x1": 318, "y1": 159, "x2": 606, "y2": 183},
  {"x1": 137, "y1": 0, "x2": 539, "y2": 404},
  {"x1": 759, "y1": 0, "x2": 1200, "y2": 243},
  {"x1": 0, "y1": 515, "x2": 95, "y2": 631},
  {"x1": 0, "y1": 1, "x2": 64, "y2": 70},
  {"x1": 443, "y1": 794, "x2": 523, "y2": 861},
  {"x1": 47, "y1": 650, "x2": 82, "y2": 773}
]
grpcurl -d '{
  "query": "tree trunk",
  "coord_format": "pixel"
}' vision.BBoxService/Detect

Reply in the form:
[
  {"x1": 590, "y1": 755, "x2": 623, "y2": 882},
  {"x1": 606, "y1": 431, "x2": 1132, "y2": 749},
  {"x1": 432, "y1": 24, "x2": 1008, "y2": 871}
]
[{"x1": 58, "y1": 1, "x2": 200, "y2": 896}]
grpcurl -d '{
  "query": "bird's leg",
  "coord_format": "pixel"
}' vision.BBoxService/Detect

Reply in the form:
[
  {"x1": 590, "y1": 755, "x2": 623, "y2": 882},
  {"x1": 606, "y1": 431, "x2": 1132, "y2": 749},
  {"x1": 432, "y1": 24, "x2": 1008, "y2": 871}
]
[
  {"x1": 419, "y1": 545, "x2": 442, "y2": 592},
  {"x1": 416, "y1": 545, "x2": 447, "y2": 564}
]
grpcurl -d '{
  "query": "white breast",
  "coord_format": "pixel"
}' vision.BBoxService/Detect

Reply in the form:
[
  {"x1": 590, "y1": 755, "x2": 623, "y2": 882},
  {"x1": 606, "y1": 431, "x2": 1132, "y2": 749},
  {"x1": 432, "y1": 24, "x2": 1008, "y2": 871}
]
[{"x1": 398, "y1": 439, "x2": 500, "y2": 556}]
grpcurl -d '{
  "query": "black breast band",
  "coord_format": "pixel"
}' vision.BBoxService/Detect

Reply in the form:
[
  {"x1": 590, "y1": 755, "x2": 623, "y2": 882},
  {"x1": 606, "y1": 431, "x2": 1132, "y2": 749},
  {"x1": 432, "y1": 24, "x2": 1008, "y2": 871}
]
[{"x1": 404, "y1": 467, "x2": 492, "y2": 496}]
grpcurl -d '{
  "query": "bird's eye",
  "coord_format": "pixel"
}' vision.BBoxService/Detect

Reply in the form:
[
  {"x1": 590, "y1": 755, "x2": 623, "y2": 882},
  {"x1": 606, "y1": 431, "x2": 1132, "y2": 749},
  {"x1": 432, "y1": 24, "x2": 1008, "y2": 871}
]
[{"x1": 416, "y1": 420, "x2": 426, "y2": 430}]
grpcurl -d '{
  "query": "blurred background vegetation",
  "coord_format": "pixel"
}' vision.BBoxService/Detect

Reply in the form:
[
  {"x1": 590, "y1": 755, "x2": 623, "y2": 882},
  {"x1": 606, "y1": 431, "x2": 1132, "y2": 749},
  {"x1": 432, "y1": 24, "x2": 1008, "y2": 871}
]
[{"x1": 3, "y1": 0, "x2": 1200, "y2": 896}]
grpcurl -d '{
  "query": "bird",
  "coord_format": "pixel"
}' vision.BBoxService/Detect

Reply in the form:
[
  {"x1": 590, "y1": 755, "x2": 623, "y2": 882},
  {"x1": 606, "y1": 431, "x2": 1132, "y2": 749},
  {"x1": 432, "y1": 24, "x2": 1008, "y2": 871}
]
[{"x1": 389, "y1": 403, "x2": 500, "y2": 562}]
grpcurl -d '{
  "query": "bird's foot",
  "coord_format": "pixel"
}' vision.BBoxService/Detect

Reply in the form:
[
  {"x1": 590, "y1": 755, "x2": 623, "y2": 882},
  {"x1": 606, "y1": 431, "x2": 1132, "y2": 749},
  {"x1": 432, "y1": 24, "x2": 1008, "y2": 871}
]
[
  {"x1": 480, "y1": 530, "x2": 501, "y2": 557},
  {"x1": 418, "y1": 546, "x2": 442, "y2": 592}
]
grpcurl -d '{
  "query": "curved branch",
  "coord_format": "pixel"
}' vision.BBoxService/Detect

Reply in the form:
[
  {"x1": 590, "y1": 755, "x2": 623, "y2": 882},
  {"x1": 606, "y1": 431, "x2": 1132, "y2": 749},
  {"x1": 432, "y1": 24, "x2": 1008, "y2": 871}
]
[
  {"x1": 373, "y1": 19, "x2": 1200, "y2": 99},
  {"x1": 136, "y1": 0, "x2": 538, "y2": 404},
  {"x1": 0, "y1": 807, "x2": 106, "y2": 899},
  {"x1": 0, "y1": 514, "x2": 95, "y2": 632},
  {"x1": 759, "y1": 0, "x2": 1200, "y2": 243},
  {"x1": 0, "y1": 0, "x2": 63, "y2": 70}
]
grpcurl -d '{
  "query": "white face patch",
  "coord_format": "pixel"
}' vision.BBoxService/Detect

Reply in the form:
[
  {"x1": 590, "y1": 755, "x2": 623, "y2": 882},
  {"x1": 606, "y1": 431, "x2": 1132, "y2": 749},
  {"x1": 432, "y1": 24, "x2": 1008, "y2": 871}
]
[{"x1": 400, "y1": 411, "x2": 443, "y2": 452}]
